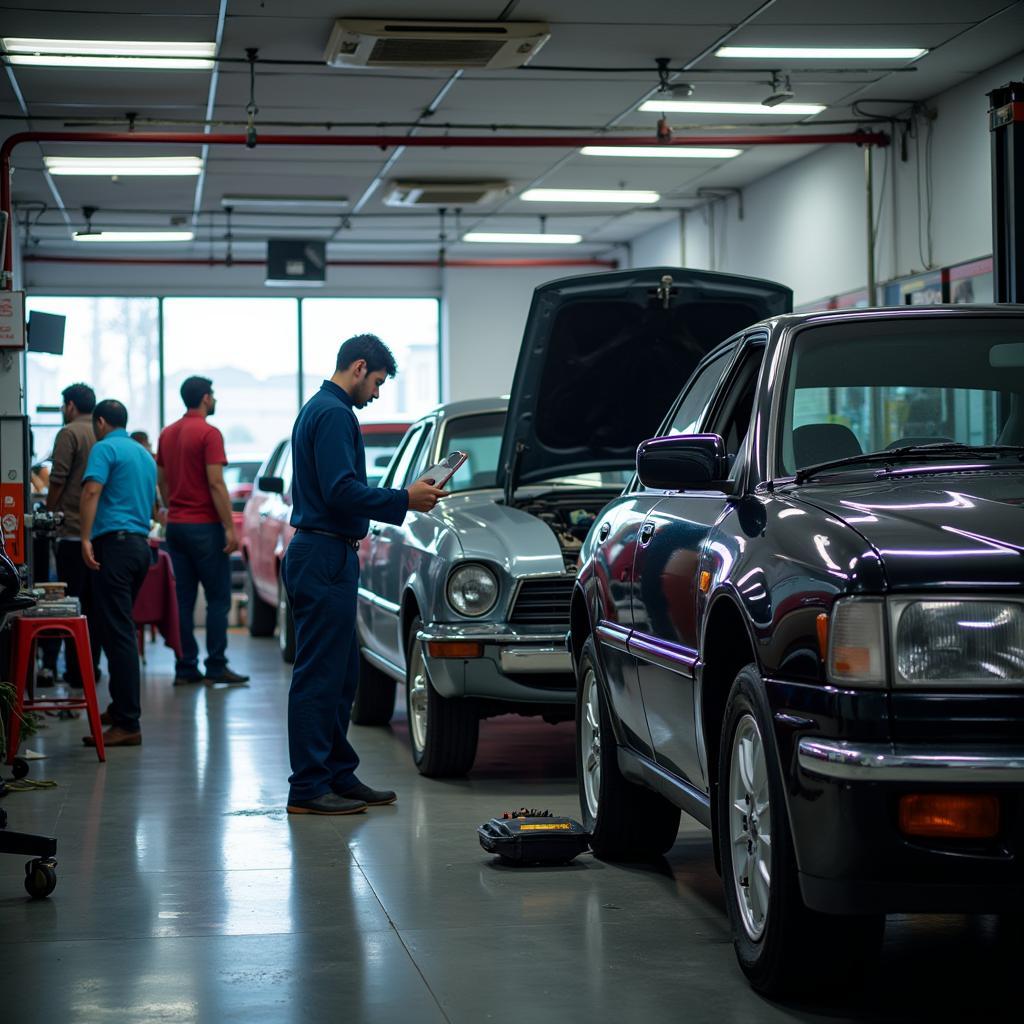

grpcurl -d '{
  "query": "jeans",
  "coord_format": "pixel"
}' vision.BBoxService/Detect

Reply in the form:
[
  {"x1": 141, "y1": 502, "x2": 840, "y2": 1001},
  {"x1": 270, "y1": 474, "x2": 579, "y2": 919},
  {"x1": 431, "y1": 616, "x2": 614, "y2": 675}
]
[
  {"x1": 91, "y1": 532, "x2": 150, "y2": 732},
  {"x1": 283, "y1": 532, "x2": 361, "y2": 803},
  {"x1": 165, "y1": 522, "x2": 232, "y2": 677},
  {"x1": 55, "y1": 538, "x2": 102, "y2": 686}
]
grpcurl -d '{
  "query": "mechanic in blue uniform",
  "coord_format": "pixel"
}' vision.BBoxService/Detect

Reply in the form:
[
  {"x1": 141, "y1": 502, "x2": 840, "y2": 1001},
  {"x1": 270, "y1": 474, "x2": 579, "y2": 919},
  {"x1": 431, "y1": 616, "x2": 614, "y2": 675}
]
[{"x1": 284, "y1": 334, "x2": 446, "y2": 815}]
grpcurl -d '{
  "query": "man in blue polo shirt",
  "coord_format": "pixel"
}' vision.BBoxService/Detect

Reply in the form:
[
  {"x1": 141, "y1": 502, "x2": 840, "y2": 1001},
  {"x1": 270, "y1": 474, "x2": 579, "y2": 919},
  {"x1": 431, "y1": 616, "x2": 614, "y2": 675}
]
[{"x1": 79, "y1": 399, "x2": 157, "y2": 747}]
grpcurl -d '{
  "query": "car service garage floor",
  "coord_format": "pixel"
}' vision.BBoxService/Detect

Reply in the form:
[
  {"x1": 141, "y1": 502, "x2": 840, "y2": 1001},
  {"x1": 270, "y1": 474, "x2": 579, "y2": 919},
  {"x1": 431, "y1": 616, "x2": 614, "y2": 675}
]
[{"x1": 1, "y1": 633, "x2": 1018, "y2": 1024}]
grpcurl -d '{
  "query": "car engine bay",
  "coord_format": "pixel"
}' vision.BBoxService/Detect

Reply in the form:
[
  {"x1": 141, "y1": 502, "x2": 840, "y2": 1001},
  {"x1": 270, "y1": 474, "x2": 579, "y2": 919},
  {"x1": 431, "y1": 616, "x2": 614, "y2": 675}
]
[{"x1": 514, "y1": 490, "x2": 620, "y2": 570}]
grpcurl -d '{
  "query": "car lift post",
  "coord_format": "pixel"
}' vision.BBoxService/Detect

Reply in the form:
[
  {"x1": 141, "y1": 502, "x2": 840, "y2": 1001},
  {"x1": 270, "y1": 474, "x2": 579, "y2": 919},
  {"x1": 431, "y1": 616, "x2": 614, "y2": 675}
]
[{"x1": 989, "y1": 81, "x2": 1024, "y2": 303}]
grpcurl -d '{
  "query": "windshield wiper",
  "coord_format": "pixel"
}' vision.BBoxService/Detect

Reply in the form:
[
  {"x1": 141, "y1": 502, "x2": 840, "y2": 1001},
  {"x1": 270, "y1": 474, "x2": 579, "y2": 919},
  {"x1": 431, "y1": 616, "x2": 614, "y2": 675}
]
[{"x1": 793, "y1": 443, "x2": 1024, "y2": 485}]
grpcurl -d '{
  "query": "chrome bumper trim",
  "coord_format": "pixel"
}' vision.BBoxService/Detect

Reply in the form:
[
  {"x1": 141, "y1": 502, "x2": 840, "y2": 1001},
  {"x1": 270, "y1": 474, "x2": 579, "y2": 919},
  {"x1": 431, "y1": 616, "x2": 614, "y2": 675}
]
[
  {"x1": 498, "y1": 647, "x2": 572, "y2": 673},
  {"x1": 417, "y1": 622, "x2": 568, "y2": 645},
  {"x1": 797, "y1": 738, "x2": 1024, "y2": 783}
]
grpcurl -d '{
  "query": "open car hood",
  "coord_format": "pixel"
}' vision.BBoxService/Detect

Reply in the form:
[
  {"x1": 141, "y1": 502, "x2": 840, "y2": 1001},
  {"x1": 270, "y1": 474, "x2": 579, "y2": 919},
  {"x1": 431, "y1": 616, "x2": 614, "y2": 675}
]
[{"x1": 496, "y1": 267, "x2": 792, "y2": 494}]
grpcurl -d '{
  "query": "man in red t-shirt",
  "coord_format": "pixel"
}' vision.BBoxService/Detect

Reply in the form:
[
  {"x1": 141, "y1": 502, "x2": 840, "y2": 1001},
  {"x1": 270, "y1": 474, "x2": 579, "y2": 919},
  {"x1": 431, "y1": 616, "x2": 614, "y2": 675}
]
[{"x1": 157, "y1": 376, "x2": 249, "y2": 685}]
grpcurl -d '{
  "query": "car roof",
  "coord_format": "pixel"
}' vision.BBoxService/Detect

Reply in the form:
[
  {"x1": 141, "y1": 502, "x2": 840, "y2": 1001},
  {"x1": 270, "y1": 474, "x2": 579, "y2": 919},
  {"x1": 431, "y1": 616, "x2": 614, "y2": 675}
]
[
  {"x1": 421, "y1": 396, "x2": 508, "y2": 426},
  {"x1": 761, "y1": 304, "x2": 1024, "y2": 332}
]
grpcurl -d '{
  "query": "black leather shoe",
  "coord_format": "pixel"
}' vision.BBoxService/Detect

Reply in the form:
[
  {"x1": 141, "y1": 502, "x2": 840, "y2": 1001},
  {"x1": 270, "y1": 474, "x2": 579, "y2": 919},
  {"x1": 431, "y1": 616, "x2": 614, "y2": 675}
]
[
  {"x1": 287, "y1": 793, "x2": 367, "y2": 815},
  {"x1": 334, "y1": 782, "x2": 397, "y2": 806},
  {"x1": 173, "y1": 673, "x2": 204, "y2": 686},
  {"x1": 204, "y1": 667, "x2": 249, "y2": 684}
]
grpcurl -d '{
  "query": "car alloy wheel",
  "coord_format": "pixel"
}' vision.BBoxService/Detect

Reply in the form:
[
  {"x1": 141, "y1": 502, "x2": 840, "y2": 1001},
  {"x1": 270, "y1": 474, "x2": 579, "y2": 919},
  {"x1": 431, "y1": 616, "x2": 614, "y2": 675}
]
[
  {"x1": 728, "y1": 711, "x2": 772, "y2": 942},
  {"x1": 407, "y1": 635, "x2": 429, "y2": 755},
  {"x1": 579, "y1": 664, "x2": 602, "y2": 822}
]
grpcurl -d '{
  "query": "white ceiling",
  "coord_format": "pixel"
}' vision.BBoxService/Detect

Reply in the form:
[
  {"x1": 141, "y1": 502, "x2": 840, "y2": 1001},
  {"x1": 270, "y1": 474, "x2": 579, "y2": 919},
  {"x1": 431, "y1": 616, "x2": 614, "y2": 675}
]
[{"x1": 3, "y1": 0, "x2": 1023, "y2": 261}]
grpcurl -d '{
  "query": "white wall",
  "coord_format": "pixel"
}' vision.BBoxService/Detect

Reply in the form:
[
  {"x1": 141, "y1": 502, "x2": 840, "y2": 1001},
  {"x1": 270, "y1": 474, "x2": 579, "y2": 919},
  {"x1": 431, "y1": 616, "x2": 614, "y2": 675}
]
[
  {"x1": 684, "y1": 50, "x2": 1024, "y2": 306},
  {"x1": 629, "y1": 216, "x2": 684, "y2": 268}
]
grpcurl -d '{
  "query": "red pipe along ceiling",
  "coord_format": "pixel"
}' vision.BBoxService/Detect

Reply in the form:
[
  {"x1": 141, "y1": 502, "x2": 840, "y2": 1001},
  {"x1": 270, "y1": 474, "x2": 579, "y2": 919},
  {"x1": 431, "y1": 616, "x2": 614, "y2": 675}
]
[
  {"x1": 22, "y1": 255, "x2": 617, "y2": 269},
  {"x1": 1, "y1": 128, "x2": 891, "y2": 276}
]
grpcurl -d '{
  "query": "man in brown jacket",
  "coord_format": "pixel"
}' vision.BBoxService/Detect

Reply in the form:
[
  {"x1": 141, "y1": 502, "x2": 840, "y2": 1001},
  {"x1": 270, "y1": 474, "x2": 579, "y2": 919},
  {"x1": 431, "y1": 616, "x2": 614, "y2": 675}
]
[{"x1": 46, "y1": 382, "x2": 101, "y2": 686}]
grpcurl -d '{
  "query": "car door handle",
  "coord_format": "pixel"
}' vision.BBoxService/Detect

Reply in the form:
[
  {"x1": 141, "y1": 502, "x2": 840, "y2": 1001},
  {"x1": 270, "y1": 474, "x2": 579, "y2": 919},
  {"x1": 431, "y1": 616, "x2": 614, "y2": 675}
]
[
  {"x1": 369, "y1": 524, "x2": 383, "y2": 535},
  {"x1": 598, "y1": 522, "x2": 611, "y2": 542},
  {"x1": 639, "y1": 522, "x2": 655, "y2": 545},
  {"x1": 259, "y1": 510, "x2": 270, "y2": 519}
]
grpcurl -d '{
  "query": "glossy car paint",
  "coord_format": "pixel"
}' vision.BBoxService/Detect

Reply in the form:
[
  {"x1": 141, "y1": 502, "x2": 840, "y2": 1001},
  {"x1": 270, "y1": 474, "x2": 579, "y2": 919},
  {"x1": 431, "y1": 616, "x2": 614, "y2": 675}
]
[{"x1": 572, "y1": 306, "x2": 1024, "y2": 914}]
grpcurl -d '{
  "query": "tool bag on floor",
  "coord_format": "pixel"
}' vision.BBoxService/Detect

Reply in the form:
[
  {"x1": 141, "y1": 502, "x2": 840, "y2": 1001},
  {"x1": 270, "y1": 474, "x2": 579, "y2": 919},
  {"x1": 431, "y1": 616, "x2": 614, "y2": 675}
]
[{"x1": 477, "y1": 808, "x2": 591, "y2": 865}]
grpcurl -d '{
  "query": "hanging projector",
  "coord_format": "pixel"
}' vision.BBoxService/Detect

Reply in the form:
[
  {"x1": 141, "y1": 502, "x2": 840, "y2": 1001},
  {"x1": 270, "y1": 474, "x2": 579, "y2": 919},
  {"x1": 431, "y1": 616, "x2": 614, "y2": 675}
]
[
  {"x1": 266, "y1": 240, "x2": 326, "y2": 286},
  {"x1": 324, "y1": 19, "x2": 550, "y2": 69},
  {"x1": 762, "y1": 73, "x2": 795, "y2": 108}
]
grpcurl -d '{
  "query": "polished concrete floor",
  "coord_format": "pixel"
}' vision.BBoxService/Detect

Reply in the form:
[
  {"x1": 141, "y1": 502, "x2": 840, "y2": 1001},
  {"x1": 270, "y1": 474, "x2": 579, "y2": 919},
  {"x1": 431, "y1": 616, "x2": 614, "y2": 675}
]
[{"x1": 1, "y1": 632, "x2": 1019, "y2": 1023}]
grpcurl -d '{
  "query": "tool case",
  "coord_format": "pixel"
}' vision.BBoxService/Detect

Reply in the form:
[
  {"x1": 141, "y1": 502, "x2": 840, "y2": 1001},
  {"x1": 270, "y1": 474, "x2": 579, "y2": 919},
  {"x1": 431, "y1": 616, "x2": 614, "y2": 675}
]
[{"x1": 477, "y1": 808, "x2": 591, "y2": 865}]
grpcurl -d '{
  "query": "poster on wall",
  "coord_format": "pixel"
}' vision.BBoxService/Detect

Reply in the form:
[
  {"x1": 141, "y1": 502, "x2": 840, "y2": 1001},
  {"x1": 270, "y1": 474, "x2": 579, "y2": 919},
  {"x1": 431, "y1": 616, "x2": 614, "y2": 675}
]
[{"x1": 948, "y1": 257, "x2": 994, "y2": 303}]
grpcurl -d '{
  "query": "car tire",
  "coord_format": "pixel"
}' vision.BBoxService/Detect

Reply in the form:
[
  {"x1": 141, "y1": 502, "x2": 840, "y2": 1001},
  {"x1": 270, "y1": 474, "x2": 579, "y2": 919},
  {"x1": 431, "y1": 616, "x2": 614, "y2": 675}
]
[
  {"x1": 278, "y1": 580, "x2": 296, "y2": 664},
  {"x1": 716, "y1": 663, "x2": 884, "y2": 995},
  {"x1": 576, "y1": 637, "x2": 680, "y2": 861},
  {"x1": 246, "y1": 568, "x2": 276, "y2": 637},
  {"x1": 405, "y1": 616, "x2": 479, "y2": 777},
  {"x1": 350, "y1": 653, "x2": 397, "y2": 726}
]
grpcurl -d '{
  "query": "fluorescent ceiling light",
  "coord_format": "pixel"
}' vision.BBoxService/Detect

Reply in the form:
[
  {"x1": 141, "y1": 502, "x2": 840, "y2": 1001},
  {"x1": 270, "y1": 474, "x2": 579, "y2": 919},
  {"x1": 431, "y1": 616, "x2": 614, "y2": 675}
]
[
  {"x1": 520, "y1": 188, "x2": 659, "y2": 204},
  {"x1": 45, "y1": 156, "x2": 203, "y2": 176},
  {"x1": 581, "y1": 146, "x2": 741, "y2": 159},
  {"x1": 463, "y1": 232, "x2": 582, "y2": 244},
  {"x1": 73, "y1": 231, "x2": 194, "y2": 243},
  {"x1": 715, "y1": 46, "x2": 926, "y2": 61},
  {"x1": 639, "y1": 99, "x2": 825, "y2": 116},
  {"x1": 221, "y1": 195, "x2": 349, "y2": 209},
  {"x1": 2, "y1": 38, "x2": 216, "y2": 69}
]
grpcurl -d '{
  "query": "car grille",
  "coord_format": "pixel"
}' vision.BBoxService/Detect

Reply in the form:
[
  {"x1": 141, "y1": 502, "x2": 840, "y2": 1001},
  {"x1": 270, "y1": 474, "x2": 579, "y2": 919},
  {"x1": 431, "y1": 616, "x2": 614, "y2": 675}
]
[{"x1": 509, "y1": 577, "x2": 575, "y2": 626}]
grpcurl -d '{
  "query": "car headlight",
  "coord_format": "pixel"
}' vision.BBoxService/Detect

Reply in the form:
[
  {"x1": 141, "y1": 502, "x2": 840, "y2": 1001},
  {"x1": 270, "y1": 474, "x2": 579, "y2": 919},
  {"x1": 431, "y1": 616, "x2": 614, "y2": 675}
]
[
  {"x1": 446, "y1": 563, "x2": 499, "y2": 618},
  {"x1": 827, "y1": 598, "x2": 886, "y2": 688},
  {"x1": 891, "y1": 599, "x2": 1024, "y2": 686}
]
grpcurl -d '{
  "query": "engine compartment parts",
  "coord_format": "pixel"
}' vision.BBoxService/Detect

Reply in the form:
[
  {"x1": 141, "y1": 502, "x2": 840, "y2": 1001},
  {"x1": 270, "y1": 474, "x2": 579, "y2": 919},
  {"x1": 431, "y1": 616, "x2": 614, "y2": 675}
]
[
  {"x1": 477, "y1": 808, "x2": 591, "y2": 865},
  {"x1": 514, "y1": 492, "x2": 607, "y2": 569}
]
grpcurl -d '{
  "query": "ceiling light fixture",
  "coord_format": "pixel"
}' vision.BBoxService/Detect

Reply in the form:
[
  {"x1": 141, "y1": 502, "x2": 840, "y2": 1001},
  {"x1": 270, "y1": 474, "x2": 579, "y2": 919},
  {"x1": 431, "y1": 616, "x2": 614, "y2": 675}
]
[
  {"x1": 520, "y1": 188, "x2": 659, "y2": 204},
  {"x1": 463, "y1": 232, "x2": 582, "y2": 244},
  {"x1": 581, "y1": 146, "x2": 741, "y2": 159},
  {"x1": 220, "y1": 195, "x2": 349, "y2": 209},
  {"x1": 715, "y1": 46, "x2": 927, "y2": 61},
  {"x1": 639, "y1": 99, "x2": 825, "y2": 116},
  {"x1": 44, "y1": 156, "x2": 203, "y2": 176},
  {"x1": 2, "y1": 38, "x2": 217, "y2": 69},
  {"x1": 73, "y1": 231, "x2": 195, "y2": 242}
]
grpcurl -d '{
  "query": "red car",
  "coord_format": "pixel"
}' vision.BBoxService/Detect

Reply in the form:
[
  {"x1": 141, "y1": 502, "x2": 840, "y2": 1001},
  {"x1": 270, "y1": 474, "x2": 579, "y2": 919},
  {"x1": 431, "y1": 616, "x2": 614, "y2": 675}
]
[
  {"x1": 240, "y1": 423, "x2": 409, "y2": 662},
  {"x1": 225, "y1": 455, "x2": 263, "y2": 590}
]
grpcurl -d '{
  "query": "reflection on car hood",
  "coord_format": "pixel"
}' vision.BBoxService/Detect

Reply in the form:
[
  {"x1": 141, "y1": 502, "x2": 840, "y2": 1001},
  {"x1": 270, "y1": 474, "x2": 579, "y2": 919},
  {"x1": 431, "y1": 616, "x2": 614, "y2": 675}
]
[
  {"x1": 794, "y1": 469, "x2": 1024, "y2": 591},
  {"x1": 433, "y1": 489, "x2": 566, "y2": 578},
  {"x1": 496, "y1": 266, "x2": 792, "y2": 494}
]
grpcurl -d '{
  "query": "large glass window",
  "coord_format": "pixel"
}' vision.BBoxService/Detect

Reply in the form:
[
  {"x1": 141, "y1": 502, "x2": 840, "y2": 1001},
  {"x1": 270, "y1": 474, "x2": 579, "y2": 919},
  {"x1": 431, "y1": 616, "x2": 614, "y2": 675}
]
[
  {"x1": 162, "y1": 298, "x2": 298, "y2": 462},
  {"x1": 25, "y1": 296, "x2": 159, "y2": 461},
  {"x1": 301, "y1": 298, "x2": 440, "y2": 423}
]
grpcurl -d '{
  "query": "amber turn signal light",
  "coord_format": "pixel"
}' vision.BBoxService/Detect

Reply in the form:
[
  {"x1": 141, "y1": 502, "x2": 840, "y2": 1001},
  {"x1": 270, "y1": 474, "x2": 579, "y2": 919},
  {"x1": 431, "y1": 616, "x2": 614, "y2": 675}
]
[
  {"x1": 426, "y1": 641, "x2": 483, "y2": 659},
  {"x1": 815, "y1": 612, "x2": 828, "y2": 659},
  {"x1": 899, "y1": 794, "x2": 1000, "y2": 839}
]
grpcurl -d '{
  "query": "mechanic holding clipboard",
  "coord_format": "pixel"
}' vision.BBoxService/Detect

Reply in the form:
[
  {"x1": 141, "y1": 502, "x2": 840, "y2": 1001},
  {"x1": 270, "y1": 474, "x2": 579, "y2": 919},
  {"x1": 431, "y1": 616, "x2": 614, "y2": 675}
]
[{"x1": 284, "y1": 334, "x2": 447, "y2": 816}]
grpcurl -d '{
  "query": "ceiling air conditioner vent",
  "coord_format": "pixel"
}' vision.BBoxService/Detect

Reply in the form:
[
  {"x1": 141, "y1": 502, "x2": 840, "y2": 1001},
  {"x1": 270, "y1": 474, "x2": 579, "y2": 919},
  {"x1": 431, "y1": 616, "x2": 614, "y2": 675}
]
[
  {"x1": 324, "y1": 19, "x2": 550, "y2": 69},
  {"x1": 383, "y1": 180, "x2": 511, "y2": 208}
]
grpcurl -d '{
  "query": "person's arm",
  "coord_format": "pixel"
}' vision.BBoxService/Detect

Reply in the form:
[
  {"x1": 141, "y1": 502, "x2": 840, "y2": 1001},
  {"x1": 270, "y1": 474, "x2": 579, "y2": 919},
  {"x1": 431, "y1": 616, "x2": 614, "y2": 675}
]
[
  {"x1": 205, "y1": 464, "x2": 237, "y2": 553},
  {"x1": 316, "y1": 409, "x2": 413, "y2": 525},
  {"x1": 80, "y1": 481, "x2": 102, "y2": 570},
  {"x1": 156, "y1": 465, "x2": 169, "y2": 525},
  {"x1": 46, "y1": 427, "x2": 73, "y2": 511}
]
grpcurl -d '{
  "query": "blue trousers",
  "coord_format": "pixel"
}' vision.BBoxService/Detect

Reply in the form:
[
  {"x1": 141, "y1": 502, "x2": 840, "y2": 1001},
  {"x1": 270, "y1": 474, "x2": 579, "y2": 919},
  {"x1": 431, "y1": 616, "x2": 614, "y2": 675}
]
[
  {"x1": 282, "y1": 532, "x2": 362, "y2": 803},
  {"x1": 165, "y1": 522, "x2": 231, "y2": 676}
]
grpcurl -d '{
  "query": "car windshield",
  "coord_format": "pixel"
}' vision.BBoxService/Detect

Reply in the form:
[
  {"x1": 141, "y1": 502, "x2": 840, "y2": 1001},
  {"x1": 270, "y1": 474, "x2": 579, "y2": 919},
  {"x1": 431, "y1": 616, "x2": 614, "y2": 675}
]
[
  {"x1": 440, "y1": 412, "x2": 506, "y2": 492},
  {"x1": 778, "y1": 317, "x2": 1024, "y2": 477},
  {"x1": 224, "y1": 461, "x2": 261, "y2": 489},
  {"x1": 364, "y1": 431, "x2": 407, "y2": 486}
]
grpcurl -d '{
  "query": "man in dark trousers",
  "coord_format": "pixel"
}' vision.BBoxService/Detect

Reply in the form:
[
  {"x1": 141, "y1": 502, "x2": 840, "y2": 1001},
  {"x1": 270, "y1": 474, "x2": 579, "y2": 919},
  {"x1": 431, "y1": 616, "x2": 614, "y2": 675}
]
[
  {"x1": 285, "y1": 334, "x2": 445, "y2": 815},
  {"x1": 46, "y1": 382, "x2": 99, "y2": 686},
  {"x1": 79, "y1": 400, "x2": 157, "y2": 747},
  {"x1": 157, "y1": 375, "x2": 248, "y2": 685}
]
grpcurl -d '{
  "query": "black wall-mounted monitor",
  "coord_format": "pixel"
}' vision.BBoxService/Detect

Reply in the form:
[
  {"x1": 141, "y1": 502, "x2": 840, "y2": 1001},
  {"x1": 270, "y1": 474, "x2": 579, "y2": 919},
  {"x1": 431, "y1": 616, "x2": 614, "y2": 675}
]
[
  {"x1": 26, "y1": 310, "x2": 66, "y2": 355},
  {"x1": 266, "y1": 239, "x2": 326, "y2": 286}
]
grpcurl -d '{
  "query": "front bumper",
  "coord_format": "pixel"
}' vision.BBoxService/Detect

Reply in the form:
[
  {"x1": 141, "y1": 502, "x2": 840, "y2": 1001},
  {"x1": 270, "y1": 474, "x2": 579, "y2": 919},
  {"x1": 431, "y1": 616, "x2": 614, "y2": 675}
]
[
  {"x1": 766, "y1": 678, "x2": 1024, "y2": 915},
  {"x1": 417, "y1": 621, "x2": 574, "y2": 704}
]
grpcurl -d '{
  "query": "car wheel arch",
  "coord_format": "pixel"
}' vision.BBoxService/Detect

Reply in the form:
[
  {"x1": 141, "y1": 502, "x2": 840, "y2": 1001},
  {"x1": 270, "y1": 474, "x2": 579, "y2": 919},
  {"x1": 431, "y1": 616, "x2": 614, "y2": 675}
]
[
  {"x1": 699, "y1": 592, "x2": 759, "y2": 872},
  {"x1": 568, "y1": 584, "x2": 591, "y2": 673},
  {"x1": 400, "y1": 588, "x2": 422, "y2": 650}
]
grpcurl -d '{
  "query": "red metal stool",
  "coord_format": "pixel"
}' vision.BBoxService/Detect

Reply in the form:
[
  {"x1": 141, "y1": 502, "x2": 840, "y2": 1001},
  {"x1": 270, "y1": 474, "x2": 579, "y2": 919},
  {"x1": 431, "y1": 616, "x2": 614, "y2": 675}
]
[{"x1": 6, "y1": 616, "x2": 105, "y2": 762}]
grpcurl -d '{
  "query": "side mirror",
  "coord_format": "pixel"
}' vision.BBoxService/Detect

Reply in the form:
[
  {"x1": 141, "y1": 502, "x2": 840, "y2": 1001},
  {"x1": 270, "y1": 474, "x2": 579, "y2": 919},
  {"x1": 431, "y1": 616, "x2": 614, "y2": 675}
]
[
  {"x1": 259, "y1": 475, "x2": 284, "y2": 494},
  {"x1": 636, "y1": 434, "x2": 731, "y2": 491}
]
